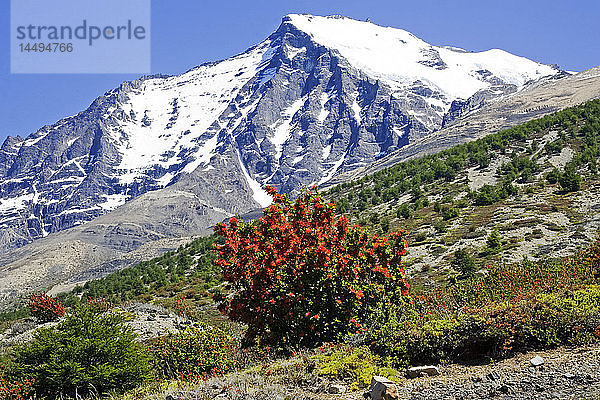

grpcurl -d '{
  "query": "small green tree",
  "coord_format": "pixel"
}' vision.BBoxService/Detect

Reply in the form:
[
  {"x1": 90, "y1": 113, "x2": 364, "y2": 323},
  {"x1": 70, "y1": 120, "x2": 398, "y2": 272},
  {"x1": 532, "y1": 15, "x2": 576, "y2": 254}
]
[
  {"x1": 13, "y1": 305, "x2": 153, "y2": 398},
  {"x1": 487, "y1": 230, "x2": 502, "y2": 253},
  {"x1": 380, "y1": 218, "x2": 390, "y2": 233},
  {"x1": 441, "y1": 206, "x2": 459, "y2": 221},
  {"x1": 396, "y1": 204, "x2": 412, "y2": 219},
  {"x1": 546, "y1": 168, "x2": 560, "y2": 184},
  {"x1": 558, "y1": 167, "x2": 581, "y2": 192},
  {"x1": 451, "y1": 248, "x2": 477, "y2": 276}
]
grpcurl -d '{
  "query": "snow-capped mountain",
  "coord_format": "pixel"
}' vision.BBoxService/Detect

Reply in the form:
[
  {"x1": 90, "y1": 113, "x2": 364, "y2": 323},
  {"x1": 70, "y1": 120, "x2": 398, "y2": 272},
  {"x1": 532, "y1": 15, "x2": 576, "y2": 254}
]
[{"x1": 0, "y1": 14, "x2": 563, "y2": 253}]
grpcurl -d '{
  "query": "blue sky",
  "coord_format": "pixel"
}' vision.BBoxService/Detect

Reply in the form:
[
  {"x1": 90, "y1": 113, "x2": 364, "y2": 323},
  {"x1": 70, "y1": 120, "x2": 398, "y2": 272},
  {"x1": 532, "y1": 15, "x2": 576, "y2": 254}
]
[{"x1": 1, "y1": 0, "x2": 599, "y2": 144}]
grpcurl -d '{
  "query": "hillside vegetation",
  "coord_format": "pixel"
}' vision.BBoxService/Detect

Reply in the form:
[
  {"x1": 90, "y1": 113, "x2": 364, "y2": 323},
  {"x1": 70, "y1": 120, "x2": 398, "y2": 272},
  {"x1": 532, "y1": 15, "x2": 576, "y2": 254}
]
[{"x1": 327, "y1": 99, "x2": 600, "y2": 282}]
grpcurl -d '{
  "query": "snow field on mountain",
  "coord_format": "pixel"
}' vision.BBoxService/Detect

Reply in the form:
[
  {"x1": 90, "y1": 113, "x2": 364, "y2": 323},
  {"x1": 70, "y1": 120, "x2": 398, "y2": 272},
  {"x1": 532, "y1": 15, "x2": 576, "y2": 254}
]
[{"x1": 286, "y1": 14, "x2": 558, "y2": 101}]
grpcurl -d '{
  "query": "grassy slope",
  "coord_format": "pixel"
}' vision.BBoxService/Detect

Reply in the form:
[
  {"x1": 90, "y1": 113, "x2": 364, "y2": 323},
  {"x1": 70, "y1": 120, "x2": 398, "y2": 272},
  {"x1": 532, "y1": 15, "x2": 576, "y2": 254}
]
[{"x1": 326, "y1": 99, "x2": 600, "y2": 285}]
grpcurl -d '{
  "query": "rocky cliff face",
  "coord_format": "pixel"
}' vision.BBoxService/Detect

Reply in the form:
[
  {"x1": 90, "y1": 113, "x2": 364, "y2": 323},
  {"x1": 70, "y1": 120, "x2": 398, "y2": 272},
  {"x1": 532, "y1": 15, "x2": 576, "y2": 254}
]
[
  {"x1": 0, "y1": 14, "x2": 562, "y2": 256},
  {"x1": 329, "y1": 66, "x2": 600, "y2": 184}
]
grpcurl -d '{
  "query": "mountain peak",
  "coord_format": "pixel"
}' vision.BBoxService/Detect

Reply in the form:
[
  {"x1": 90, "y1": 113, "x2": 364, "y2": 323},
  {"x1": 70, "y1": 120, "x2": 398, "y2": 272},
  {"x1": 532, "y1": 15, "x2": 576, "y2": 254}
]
[
  {"x1": 282, "y1": 13, "x2": 418, "y2": 41},
  {"x1": 0, "y1": 14, "x2": 565, "y2": 256},
  {"x1": 279, "y1": 14, "x2": 559, "y2": 100}
]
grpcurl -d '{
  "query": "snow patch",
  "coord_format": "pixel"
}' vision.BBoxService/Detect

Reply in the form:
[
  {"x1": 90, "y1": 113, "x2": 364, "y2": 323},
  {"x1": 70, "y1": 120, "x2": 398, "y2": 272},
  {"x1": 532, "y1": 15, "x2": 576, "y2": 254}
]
[
  {"x1": 270, "y1": 96, "x2": 306, "y2": 161},
  {"x1": 286, "y1": 45, "x2": 306, "y2": 60},
  {"x1": 98, "y1": 194, "x2": 128, "y2": 211},
  {"x1": 107, "y1": 39, "x2": 276, "y2": 185},
  {"x1": 235, "y1": 146, "x2": 271, "y2": 208},
  {"x1": 292, "y1": 154, "x2": 305, "y2": 164},
  {"x1": 0, "y1": 193, "x2": 34, "y2": 213},
  {"x1": 23, "y1": 130, "x2": 50, "y2": 147},
  {"x1": 319, "y1": 152, "x2": 347, "y2": 185},
  {"x1": 57, "y1": 206, "x2": 101, "y2": 216},
  {"x1": 322, "y1": 144, "x2": 332, "y2": 160},
  {"x1": 318, "y1": 92, "x2": 331, "y2": 123}
]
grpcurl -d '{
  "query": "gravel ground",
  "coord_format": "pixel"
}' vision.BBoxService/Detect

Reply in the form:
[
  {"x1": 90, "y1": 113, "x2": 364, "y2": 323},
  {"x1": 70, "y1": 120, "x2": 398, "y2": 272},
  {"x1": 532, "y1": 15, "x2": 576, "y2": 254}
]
[
  {"x1": 156, "y1": 346, "x2": 600, "y2": 400},
  {"x1": 386, "y1": 345, "x2": 600, "y2": 400}
]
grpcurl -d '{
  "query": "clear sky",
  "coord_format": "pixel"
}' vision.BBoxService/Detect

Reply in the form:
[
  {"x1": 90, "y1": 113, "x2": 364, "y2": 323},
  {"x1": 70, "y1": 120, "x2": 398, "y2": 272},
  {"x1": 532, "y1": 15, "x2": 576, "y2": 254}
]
[{"x1": 1, "y1": 0, "x2": 598, "y2": 144}]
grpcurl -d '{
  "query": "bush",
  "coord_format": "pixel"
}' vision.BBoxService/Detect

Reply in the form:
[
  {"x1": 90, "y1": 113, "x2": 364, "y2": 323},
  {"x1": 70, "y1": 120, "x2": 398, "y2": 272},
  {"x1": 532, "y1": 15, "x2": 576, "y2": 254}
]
[
  {"x1": 367, "y1": 240, "x2": 600, "y2": 367},
  {"x1": 13, "y1": 305, "x2": 152, "y2": 398},
  {"x1": 214, "y1": 186, "x2": 410, "y2": 349},
  {"x1": 149, "y1": 324, "x2": 237, "y2": 381},
  {"x1": 315, "y1": 345, "x2": 396, "y2": 390},
  {"x1": 0, "y1": 363, "x2": 34, "y2": 400},
  {"x1": 27, "y1": 294, "x2": 65, "y2": 323},
  {"x1": 559, "y1": 167, "x2": 581, "y2": 192},
  {"x1": 487, "y1": 230, "x2": 502, "y2": 253},
  {"x1": 396, "y1": 204, "x2": 412, "y2": 219},
  {"x1": 434, "y1": 220, "x2": 446, "y2": 233},
  {"x1": 472, "y1": 182, "x2": 516, "y2": 206},
  {"x1": 545, "y1": 139, "x2": 563, "y2": 155},
  {"x1": 473, "y1": 184, "x2": 498, "y2": 206},
  {"x1": 546, "y1": 168, "x2": 560, "y2": 184},
  {"x1": 451, "y1": 249, "x2": 477, "y2": 276},
  {"x1": 441, "y1": 206, "x2": 459, "y2": 220}
]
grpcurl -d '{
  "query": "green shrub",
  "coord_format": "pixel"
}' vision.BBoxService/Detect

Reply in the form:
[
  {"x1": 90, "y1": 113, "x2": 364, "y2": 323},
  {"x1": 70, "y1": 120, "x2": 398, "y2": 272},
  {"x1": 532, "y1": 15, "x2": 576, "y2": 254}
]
[
  {"x1": 149, "y1": 324, "x2": 237, "y2": 381},
  {"x1": 486, "y1": 230, "x2": 502, "y2": 253},
  {"x1": 473, "y1": 184, "x2": 498, "y2": 206},
  {"x1": 396, "y1": 204, "x2": 412, "y2": 219},
  {"x1": 434, "y1": 220, "x2": 446, "y2": 233},
  {"x1": 559, "y1": 167, "x2": 582, "y2": 192},
  {"x1": 451, "y1": 249, "x2": 477, "y2": 276},
  {"x1": 13, "y1": 305, "x2": 152, "y2": 398},
  {"x1": 472, "y1": 182, "x2": 516, "y2": 206},
  {"x1": 545, "y1": 139, "x2": 563, "y2": 155},
  {"x1": 0, "y1": 308, "x2": 30, "y2": 324},
  {"x1": 441, "y1": 206, "x2": 459, "y2": 220},
  {"x1": 546, "y1": 168, "x2": 561, "y2": 184},
  {"x1": 315, "y1": 345, "x2": 396, "y2": 390}
]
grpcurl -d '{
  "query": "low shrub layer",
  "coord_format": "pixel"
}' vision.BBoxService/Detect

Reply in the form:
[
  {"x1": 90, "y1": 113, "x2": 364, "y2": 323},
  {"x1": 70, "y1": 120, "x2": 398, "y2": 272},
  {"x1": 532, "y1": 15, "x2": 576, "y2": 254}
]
[
  {"x1": 149, "y1": 324, "x2": 238, "y2": 381},
  {"x1": 368, "y1": 237, "x2": 600, "y2": 366}
]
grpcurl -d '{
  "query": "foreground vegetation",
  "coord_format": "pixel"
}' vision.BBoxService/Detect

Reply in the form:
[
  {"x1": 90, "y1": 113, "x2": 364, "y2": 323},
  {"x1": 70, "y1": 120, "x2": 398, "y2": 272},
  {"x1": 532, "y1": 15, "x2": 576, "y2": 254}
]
[{"x1": 2, "y1": 187, "x2": 600, "y2": 399}]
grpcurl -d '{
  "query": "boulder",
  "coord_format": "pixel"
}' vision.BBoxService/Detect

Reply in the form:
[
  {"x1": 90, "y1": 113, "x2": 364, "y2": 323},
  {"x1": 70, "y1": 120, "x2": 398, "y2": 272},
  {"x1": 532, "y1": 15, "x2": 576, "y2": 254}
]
[
  {"x1": 406, "y1": 365, "x2": 440, "y2": 378},
  {"x1": 328, "y1": 384, "x2": 347, "y2": 394},
  {"x1": 530, "y1": 356, "x2": 544, "y2": 367},
  {"x1": 368, "y1": 376, "x2": 398, "y2": 400}
]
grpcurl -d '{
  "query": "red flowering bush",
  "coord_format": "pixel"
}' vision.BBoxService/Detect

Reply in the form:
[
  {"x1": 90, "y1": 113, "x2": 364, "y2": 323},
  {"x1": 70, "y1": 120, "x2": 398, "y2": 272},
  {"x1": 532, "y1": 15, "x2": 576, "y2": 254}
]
[
  {"x1": 85, "y1": 296, "x2": 111, "y2": 313},
  {"x1": 0, "y1": 365, "x2": 33, "y2": 400},
  {"x1": 27, "y1": 294, "x2": 65, "y2": 323},
  {"x1": 368, "y1": 237, "x2": 600, "y2": 366},
  {"x1": 214, "y1": 186, "x2": 410, "y2": 348},
  {"x1": 570, "y1": 236, "x2": 600, "y2": 282},
  {"x1": 171, "y1": 294, "x2": 198, "y2": 320}
]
